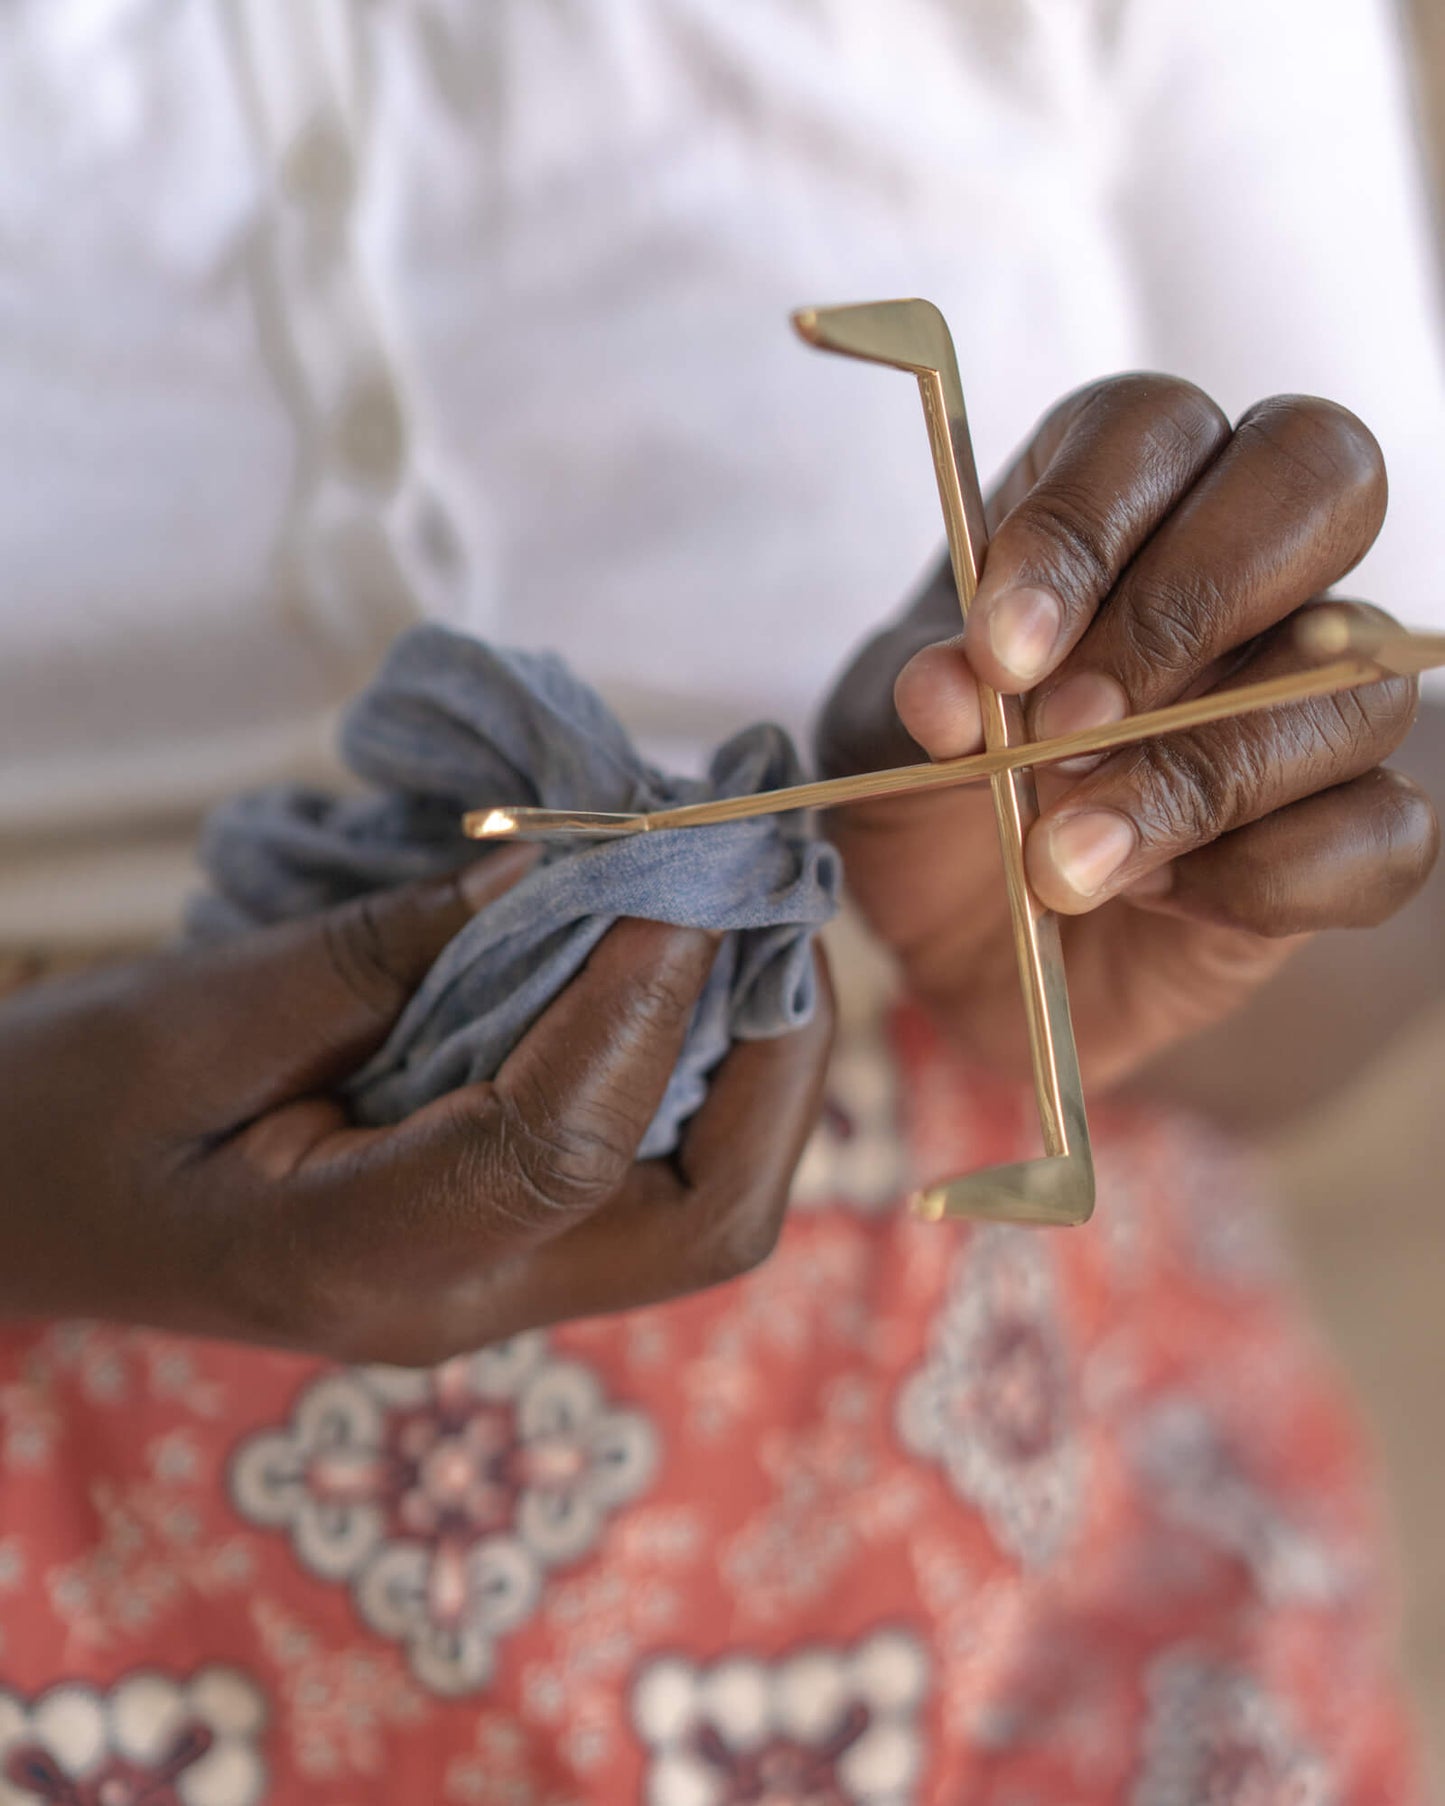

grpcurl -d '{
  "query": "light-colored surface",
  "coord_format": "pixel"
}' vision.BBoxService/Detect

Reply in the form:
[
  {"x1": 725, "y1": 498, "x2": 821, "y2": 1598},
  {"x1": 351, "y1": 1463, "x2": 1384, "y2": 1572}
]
[
  {"x1": 1, "y1": 0, "x2": 1442, "y2": 1773},
  {"x1": 1265, "y1": 10, "x2": 1445, "y2": 1787},
  {"x1": 4, "y1": 0, "x2": 1445, "y2": 946}
]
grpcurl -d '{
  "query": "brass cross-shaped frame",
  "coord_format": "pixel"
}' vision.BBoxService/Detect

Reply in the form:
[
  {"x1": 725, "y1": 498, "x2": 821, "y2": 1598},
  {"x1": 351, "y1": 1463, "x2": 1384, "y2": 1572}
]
[
  {"x1": 793, "y1": 299, "x2": 1093, "y2": 1227},
  {"x1": 464, "y1": 298, "x2": 1445, "y2": 1228}
]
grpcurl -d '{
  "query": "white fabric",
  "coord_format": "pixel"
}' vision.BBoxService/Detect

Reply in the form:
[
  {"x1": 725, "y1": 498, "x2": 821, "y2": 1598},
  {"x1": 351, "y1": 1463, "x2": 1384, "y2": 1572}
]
[{"x1": 1, "y1": 0, "x2": 1442, "y2": 944}]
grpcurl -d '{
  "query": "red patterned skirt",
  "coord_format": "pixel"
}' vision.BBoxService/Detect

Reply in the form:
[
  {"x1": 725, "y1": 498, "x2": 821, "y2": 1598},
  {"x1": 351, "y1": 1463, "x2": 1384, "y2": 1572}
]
[{"x1": 0, "y1": 1008, "x2": 1426, "y2": 1804}]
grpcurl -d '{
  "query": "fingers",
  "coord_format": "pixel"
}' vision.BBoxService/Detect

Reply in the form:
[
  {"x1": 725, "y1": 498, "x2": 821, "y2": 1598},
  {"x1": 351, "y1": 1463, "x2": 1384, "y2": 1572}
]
[
  {"x1": 882, "y1": 375, "x2": 1226, "y2": 759},
  {"x1": 891, "y1": 385, "x2": 1387, "y2": 770},
  {"x1": 412, "y1": 945, "x2": 838, "y2": 1354},
  {"x1": 670, "y1": 940, "x2": 836, "y2": 1272},
  {"x1": 845, "y1": 383, "x2": 1387, "y2": 774},
  {"x1": 963, "y1": 375, "x2": 1231, "y2": 690},
  {"x1": 890, "y1": 633, "x2": 983, "y2": 761},
  {"x1": 816, "y1": 598, "x2": 958, "y2": 775},
  {"x1": 1134, "y1": 770, "x2": 1439, "y2": 936},
  {"x1": 233, "y1": 935, "x2": 831, "y2": 1364},
  {"x1": 276, "y1": 916, "x2": 719, "y2": 1250},
  {"x1": 486, "y1": 918, "x2": 721, "y2": 1227},
  {"x1": 215, "y1": 917, "x2": 719, "y2": 1353},
  {"x1": 815, "y1": 381, "x2": 1120, "y2": 776},
  {"x1": 141, "y1": 847, "x2": 539, "y2": 1124},
  {"x1": 1029, "y1": 396, "x2": 1388, "y2": 734},
  {"x1": 1026, "y1": 610, "x2": 1420, "y2": 915}
]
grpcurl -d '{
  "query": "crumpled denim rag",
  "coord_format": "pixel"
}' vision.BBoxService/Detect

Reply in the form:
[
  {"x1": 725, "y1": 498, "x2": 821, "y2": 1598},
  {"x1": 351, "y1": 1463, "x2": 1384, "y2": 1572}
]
[{"x1": 191, "y1": 625, "x2": 841, "y2": 1158}]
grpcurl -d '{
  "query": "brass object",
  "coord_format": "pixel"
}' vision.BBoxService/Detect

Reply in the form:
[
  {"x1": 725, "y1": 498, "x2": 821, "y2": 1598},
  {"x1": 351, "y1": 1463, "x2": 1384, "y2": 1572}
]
[
  {"x1": 462, "y1": 298, "x2": 1445, "y2": 1227},
  {"x1": 463, "y1": 653, "x2": 1399, "y2": 842},
  {"x1": 802, "y1": 301, "x2": 1090, "y2": 1225}
]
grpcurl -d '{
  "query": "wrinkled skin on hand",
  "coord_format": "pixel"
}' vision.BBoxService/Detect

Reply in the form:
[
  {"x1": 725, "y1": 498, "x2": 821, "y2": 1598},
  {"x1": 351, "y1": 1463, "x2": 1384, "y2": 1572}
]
[
  {"x1": 0, "y1": 849, "x2": 832, "y2": 1365},
  {"x1": 818, "y1": 375, "x2": 1439, "y2": 1087}
]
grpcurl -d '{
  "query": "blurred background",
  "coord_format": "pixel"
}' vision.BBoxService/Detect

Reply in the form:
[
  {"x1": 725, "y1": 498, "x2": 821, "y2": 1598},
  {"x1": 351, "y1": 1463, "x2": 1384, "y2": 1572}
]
[
  {"x1": 0, "y1": 2, "x2": 1442, "y2": 1788},
  {"x1": 1257, "y1": 0, "x2": 1445, "y2": 1777}
]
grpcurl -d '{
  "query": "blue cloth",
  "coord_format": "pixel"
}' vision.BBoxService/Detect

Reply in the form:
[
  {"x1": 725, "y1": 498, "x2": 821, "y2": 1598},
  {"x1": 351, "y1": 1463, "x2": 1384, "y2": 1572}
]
[{"x1": 192, "y1": 625, "x2": 840, "y2": 1158}]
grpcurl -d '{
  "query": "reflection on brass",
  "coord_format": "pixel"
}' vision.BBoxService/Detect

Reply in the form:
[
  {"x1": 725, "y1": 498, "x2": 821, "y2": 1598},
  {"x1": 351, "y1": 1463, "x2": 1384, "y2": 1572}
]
[
  {"x1": 463, "y1": 649, "x2": 1399, "y2": 843},
  {"x1": 462, "y1": 299, "x2": 1445, "y2": 1227},
  {"x1": 797, "y1": 301, "x2": 1092, "y2": 1226}
]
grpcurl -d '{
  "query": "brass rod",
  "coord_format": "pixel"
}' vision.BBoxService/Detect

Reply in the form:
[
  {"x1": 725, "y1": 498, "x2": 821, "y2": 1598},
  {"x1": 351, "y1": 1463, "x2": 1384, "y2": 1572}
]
[{"x1": 464, "y1": 650, "x2": 1391, "y2": 842}]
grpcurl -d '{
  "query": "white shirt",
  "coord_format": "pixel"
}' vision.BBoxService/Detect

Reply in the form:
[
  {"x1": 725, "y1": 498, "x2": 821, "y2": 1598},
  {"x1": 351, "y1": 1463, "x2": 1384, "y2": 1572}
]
[{"x1": 1, "y1": 0, "x2": 1442, "y2": 944}]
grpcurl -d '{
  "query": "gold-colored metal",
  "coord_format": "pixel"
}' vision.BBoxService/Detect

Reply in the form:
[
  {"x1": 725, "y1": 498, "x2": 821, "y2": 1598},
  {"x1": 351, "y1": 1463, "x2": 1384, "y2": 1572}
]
[
  {"x1": 1295, "y1": 611, "x2": 1445, "y2": 675},
  {"x1": 462, "y1": 648, "x2": 1390, "y2": 843},
  {"x1": 790, "y1": 300, "x2": 1095, "y2": 1225},
  {"x1": 460, "y1": 295, "x2": 1445, "y2": 1229}
]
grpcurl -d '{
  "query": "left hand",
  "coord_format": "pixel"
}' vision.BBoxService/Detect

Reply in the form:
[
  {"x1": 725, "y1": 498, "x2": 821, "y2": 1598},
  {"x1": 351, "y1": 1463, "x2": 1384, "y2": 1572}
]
[
  {"x1": 0, "y1": 857, "x2": 832, "y2": 1364},
  {"x1": 817, "y1": 375, "x2": 1439, "y2": 1087}
]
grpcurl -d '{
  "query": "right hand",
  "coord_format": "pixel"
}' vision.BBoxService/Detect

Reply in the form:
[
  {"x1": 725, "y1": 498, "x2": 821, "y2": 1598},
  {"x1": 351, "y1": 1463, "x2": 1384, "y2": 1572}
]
[
  {"x1": 0, "y1": 850, "x2": 833, "y2": 1366},
  {"x1": 817, "y1": 376, "x2": 1435, "y2": 1089}
]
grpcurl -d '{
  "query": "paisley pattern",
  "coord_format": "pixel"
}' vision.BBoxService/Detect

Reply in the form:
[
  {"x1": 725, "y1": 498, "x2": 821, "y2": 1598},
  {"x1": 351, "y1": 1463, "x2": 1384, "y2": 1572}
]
[{"x1": 0, "y1": 1004, "x2": 1427, "y2": 1802}]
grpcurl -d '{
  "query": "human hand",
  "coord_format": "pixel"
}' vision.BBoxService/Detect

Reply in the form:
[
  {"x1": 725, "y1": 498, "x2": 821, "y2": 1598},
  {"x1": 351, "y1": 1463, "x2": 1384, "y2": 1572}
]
[
  {"x1": 818, "y1": 376, "x2": 1438, "y2": 1086},
  {"x1": 0, "y1": 852, "x2": 832, "y2": 1364}
]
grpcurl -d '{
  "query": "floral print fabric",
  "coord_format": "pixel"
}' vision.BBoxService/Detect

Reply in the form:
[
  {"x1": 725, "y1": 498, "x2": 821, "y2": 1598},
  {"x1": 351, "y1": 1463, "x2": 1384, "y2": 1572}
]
[{"x1": 0, "y1": 1007, "x2": 1426, "y2": 1804}]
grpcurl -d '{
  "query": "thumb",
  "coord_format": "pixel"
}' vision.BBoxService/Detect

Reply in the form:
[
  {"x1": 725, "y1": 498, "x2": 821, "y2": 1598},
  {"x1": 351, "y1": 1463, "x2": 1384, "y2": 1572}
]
[
  {"x1": 814, "y1": 556, "x2": 982, "y2": 779},
  {"x1": 815, "y1": 387, "x2": 1111, "y2": 777},
  {"x1": 150, "y1": 845, "x2": 539, "y2": 1125}
]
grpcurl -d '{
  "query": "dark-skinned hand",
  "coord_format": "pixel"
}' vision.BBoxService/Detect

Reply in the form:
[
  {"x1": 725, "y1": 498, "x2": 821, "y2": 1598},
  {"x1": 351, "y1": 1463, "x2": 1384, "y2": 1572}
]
[
  {"x1": 818, "y1": 375, "x2": 1439, "y2": 1087},
  {"x1": 0, "y1": 848, "x2": 833, "y2": 1365}
]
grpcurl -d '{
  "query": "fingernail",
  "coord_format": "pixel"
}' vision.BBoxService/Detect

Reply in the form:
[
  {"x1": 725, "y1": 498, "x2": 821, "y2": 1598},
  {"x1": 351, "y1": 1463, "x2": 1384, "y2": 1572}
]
[
  {"x1": 1035, "y1": 672, "x2": 1128, "y2": 742},
  {"x1": 460, "y1": 844, "x2": 541, "y2": 910},
  {"x1": 982, "y1": 586, "x2": 1062, "y2": 684},
  {"x1": 1034, "y1": 672, "x2": 1130, "y2": 775},
  {"x1": 1045, "y1": 810, "x2": 1137, "y2": 899}
]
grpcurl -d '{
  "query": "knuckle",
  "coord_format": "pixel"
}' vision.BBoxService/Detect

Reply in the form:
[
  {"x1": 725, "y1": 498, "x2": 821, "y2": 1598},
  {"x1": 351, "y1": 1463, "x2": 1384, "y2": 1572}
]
[
  {"x1": 1156, "y1": 376, "x2": 1231, "y2": 447},
  {"x1": 321, "y1": 896, "x2": 408, "y2": 1018},
  {"x1": 1320, "y1": 684, "x2": 1379, "y2": 755},
  {"x1": 1366, "y1": 672, "x2": 1420, "y2": 748},
  {"x1": 1009, "y1": 376, "x2": 1228, "y2": 618},
  {"x1": 588, "y1": 923, "x2": 714, "y2": 1042},
  {"x1": 1224, "y1": 885, "x2": 1301, "y2": 942},
  {"x1": 1308, "y1": 610, "x2": 1417, "y2": 745},
  {"x1": 428, "y1": 1106, "x2": 517, "y2": 1229},
  {"x1": 1116, "y1": 570, "x2": 1224, "y2": 676},
  {"x1": 622, "y1": 964, "x2": 705, "y2": 1036},
  {"x1": 490, "y1": 1087, "x2": 626, "y2": 1223},
  {"x1": 1017, "y1": 484, "x2": 1122, "y2": 607},
  {"x1": 1313, "y1": 675, "x2": 1415, "y2": 769},
  {"x1": 1135, "y1": 733, "x2": 1242, "y2": 847}
]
